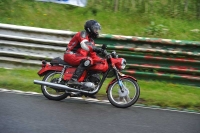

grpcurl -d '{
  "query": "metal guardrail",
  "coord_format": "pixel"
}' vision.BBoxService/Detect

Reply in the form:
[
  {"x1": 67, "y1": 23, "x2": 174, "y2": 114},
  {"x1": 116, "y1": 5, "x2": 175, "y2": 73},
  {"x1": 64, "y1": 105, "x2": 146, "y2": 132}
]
[{"x1": 1, "y1": 23, "x2": 200, "y2": 86}]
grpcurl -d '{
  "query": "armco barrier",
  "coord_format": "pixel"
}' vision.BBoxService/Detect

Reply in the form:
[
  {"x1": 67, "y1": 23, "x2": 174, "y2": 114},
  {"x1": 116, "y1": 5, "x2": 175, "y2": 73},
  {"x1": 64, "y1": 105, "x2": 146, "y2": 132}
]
[{"x1": 0, "y1": 23, "x2": 200, "y2": 86}]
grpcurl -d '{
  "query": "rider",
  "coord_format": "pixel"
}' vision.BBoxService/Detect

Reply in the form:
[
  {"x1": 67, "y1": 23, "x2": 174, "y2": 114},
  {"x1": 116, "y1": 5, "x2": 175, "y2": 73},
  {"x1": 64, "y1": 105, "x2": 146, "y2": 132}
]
[{"x1": 64, "y1": 20, "x2": 104, "y2": 88}]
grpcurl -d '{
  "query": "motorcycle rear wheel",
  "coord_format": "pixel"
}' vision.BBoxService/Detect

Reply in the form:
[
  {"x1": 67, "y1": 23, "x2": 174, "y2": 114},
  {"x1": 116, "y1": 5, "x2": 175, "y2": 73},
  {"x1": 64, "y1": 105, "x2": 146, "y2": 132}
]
[
  {"x1": 107, "y1": 77, "x2": 140, "y2": 108},
  {"x1": 41, "y1": 71, "x2": 68, "y2": 101}
]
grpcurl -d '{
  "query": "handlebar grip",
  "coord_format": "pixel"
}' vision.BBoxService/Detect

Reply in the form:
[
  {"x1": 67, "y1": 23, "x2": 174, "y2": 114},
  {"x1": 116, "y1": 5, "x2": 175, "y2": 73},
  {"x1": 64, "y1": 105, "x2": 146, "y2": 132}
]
[{"x1": 103, "y1": 50, "x2": 108, "y2": 56}]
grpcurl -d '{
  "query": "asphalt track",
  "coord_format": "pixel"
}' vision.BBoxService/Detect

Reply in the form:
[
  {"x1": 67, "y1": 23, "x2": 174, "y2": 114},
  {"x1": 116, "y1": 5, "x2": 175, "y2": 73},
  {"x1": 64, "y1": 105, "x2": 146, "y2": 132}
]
[{"x1": 0, "y1": 89, "x2": 199, "y2": 133}]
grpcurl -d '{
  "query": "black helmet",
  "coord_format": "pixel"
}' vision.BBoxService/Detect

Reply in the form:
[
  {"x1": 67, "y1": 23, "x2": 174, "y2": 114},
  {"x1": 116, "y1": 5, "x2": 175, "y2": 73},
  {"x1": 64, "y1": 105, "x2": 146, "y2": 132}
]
[{"x1": 84, "y1": 20, "x2": 101, "y2": 38}]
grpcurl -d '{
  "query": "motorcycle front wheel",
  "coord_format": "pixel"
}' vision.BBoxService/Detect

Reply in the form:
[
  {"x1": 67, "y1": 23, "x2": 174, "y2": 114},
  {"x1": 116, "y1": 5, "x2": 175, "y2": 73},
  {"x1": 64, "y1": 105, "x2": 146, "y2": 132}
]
[
  {"x1": 41, "y1": 71, "x2": 68, "y2": 101},
  {"x1": 107, "y1": 77, "x2": 140, "y2": 108}
]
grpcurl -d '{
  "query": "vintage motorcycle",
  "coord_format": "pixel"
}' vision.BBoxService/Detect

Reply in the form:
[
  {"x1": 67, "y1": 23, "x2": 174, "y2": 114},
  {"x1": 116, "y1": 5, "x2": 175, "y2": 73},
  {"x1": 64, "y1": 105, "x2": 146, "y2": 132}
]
[{"x1": 34, "y1": 44, "x2": 140, "y2": 108}]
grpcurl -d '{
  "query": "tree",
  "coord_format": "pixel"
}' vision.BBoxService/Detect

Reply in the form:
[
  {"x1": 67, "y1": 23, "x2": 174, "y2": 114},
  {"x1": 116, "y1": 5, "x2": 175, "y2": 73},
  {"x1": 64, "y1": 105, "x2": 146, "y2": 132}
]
[
  {"x1": 114, "y1": 0, "x2": 118, "y2": 12},
  {"x1": 196, "y1": 0, "x2": 200, "y2": 19},
  {"x1": 184, "y1": 0, "x2": 188, "y2": 13}
]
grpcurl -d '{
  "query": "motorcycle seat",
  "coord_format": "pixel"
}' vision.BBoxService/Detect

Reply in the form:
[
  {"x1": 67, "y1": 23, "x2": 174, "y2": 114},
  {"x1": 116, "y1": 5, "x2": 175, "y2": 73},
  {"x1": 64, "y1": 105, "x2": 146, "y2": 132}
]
[{"x1": 50, "y1": 57, "x2": 71, "y2": 66}]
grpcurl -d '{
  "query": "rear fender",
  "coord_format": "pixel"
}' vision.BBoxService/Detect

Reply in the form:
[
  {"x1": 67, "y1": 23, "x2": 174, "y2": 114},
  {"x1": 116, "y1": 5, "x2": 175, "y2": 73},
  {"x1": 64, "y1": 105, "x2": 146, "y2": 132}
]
[
  {"x1": 106, "y1": 75, "x2": 137, "y2": 93},
  {"x1": 37, "y1": 64, "x2": 63, "y2": 76}
]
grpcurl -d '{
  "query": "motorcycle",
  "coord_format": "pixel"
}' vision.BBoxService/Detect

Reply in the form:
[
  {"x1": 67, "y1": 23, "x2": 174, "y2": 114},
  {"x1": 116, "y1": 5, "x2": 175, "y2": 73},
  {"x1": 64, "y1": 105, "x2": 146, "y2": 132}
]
[{"x1": 34, "y1": 44, "x2": 140, "y2": 108}]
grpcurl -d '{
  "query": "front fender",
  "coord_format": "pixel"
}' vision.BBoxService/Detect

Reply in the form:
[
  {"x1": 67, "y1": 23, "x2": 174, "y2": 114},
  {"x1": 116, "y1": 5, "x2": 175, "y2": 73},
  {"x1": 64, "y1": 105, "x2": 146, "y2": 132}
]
[
  {"x1": 37, "y1": 64, "x2": 63, "y2": 76},
  {"x1": 106, "y1": 74, "x2": 137, "y2": 93}
]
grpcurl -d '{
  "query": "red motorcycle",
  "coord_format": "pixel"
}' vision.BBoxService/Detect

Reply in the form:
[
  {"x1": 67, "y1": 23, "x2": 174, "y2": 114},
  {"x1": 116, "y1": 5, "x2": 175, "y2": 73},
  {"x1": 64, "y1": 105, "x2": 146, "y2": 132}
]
[{"x1": 34, "y1": 44, "x2": 140, "y2": 108}]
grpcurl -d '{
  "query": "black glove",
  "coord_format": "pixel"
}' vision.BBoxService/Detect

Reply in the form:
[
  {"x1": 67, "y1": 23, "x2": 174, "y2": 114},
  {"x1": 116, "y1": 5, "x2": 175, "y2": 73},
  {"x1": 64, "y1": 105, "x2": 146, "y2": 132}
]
[{"x1": 93, "y1": 47, "x2": 103, "y2": 54}]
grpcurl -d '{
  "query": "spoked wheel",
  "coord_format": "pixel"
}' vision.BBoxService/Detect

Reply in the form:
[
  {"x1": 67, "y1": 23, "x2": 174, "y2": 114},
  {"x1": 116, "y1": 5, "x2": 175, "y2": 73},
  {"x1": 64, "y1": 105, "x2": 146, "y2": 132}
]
[
  {"x1": 107, "y1": 77, "x2": 140, "y2": 108},
  {"x1": 41, "y1": 71, "x2": 69, "y2": 101}
]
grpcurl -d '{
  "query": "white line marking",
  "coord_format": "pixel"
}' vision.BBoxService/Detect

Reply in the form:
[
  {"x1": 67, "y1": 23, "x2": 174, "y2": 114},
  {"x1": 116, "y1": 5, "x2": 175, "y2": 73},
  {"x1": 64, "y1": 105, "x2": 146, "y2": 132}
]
[{"x1": 0, "y1": 88, "x2": 199, "y2": 114}]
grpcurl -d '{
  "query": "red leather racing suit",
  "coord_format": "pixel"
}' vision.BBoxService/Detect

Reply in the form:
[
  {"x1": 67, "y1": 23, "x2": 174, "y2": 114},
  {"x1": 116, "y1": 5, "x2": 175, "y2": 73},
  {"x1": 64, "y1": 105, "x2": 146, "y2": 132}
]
[{"x1": 64, "y1": 31, "x2": 107, "y2": 72}]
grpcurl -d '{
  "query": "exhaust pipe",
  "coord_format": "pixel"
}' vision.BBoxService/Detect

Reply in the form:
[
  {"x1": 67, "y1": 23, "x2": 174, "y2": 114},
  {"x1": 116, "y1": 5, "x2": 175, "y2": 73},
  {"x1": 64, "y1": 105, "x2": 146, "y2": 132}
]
[{"x1": 33, "y1": 80, "x2": 97, "y2": 94}]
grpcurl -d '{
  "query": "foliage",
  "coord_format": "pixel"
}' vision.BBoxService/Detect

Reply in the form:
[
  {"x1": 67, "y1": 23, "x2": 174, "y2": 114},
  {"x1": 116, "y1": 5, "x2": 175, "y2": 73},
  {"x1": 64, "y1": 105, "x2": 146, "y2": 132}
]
[
  {"x1": 0, "y1": 0, "x2": 199, "y2": 41},
  {"x1": 89, "y1": 0, "x2": 200, "y2": 20},
  {"x1": 144, "y1": 21, "x2": 168, "y2": 37}
]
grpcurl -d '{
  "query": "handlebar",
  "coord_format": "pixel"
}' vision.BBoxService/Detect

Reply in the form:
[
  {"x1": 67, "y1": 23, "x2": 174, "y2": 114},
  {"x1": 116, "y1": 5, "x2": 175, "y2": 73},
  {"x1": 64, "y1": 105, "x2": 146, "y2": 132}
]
[
  {"x1": 100, "y1": 44, "x2": 118, "y2": 58},
  {"x1": 102, "y1": 49, "x2": 118, "y2": 59},
  {"x1": 102, "y1": 49, "x2": 109, "y2": 56}
]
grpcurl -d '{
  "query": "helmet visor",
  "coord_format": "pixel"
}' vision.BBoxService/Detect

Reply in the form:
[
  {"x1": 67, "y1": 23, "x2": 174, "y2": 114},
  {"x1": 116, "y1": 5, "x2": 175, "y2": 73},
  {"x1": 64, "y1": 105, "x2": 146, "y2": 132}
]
[{"x1": 92, "y1": 23, "x2": 101, "y2": 34}]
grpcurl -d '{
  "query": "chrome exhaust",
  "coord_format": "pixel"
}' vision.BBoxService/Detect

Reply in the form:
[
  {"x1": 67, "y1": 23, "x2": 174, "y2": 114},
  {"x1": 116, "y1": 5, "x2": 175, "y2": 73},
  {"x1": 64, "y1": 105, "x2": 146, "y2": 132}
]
[{"x1": 33, "y1": 80, "x2": 98, "y2": 94}]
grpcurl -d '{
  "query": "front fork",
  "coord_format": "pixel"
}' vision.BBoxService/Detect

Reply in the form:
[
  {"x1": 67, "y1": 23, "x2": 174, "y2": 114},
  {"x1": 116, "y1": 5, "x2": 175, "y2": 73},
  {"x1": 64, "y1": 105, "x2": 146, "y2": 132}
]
[
  {"x1": 115, "y1": 73, "x2": 124, "y2": 93},
  {"x1": 113, "y1": 67, "x2": 125, "y2": 93}
]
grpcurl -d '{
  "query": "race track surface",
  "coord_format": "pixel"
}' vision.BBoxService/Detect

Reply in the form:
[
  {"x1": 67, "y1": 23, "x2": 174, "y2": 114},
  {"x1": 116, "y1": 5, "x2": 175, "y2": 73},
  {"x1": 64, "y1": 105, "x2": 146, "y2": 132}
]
[{"x1": 0, "y1": 90, "x2": 199, "y2": 133}]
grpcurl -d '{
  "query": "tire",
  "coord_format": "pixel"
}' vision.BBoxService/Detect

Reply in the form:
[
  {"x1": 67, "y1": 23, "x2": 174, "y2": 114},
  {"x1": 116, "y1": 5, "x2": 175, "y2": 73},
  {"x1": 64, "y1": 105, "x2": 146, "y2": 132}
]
[
  {"x1": 41, "y1": 71, "x2": 68, "y2": 101},
  {"x1": 107, "y1": 77, "x2": 140, "y2": 108}
]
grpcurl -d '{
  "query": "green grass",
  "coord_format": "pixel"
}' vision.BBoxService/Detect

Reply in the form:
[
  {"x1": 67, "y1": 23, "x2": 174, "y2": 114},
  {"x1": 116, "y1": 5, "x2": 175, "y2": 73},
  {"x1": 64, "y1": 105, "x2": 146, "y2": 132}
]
[
  {"x1": 0, "y1": 0, "x2": 200, "y2": 111},
  {"x1": 0, "y1": 0, "x2": 199, "y2": 41},
  {"x1": 0, "y1": 67, "x2": 200, "y2": 112}
]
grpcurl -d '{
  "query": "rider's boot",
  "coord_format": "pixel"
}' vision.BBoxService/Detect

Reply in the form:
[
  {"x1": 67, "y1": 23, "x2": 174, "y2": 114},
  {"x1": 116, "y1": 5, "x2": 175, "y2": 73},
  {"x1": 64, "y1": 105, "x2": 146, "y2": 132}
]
[
  {"x1": 67, "y1": 67, "x2": 83, "y2": 86},
  {"x1": 68, "y1": 59, "x2": 95, "y2": 90}
]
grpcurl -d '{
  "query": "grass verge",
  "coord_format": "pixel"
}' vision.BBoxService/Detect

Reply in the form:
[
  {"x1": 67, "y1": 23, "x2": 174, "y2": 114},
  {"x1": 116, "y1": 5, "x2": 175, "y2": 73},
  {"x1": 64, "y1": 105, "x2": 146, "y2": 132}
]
[
  {"x1": 0, "y1": 67, "x2": 199, "y2": 112},
  {"x1": 0, "y1": 0, "x2": 199, "y2": 41}
]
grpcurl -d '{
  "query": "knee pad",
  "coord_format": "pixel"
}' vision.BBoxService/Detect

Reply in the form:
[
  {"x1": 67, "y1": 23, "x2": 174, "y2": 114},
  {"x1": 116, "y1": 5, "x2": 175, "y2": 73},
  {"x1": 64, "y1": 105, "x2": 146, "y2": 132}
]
[
  {"x1": 81, "y1": 59, "x2": 91, "y2": 67},
  {"x1": 83, "y1": 60, "x2": 91, "y2": 67}
]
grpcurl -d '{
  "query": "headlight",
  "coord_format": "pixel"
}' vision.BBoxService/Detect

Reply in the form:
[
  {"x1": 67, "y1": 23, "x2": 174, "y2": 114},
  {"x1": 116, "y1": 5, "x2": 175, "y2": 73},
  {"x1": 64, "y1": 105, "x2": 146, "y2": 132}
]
[{"x1": 121, "y1": 59, "x2": 126, "y2": 69}]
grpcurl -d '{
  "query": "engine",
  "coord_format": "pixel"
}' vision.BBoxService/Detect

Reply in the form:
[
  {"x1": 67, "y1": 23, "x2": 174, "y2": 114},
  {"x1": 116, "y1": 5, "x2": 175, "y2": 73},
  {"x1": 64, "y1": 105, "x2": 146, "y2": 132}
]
[{"x1": 85, "y1": 73, "x2": 101, "y2": 85}]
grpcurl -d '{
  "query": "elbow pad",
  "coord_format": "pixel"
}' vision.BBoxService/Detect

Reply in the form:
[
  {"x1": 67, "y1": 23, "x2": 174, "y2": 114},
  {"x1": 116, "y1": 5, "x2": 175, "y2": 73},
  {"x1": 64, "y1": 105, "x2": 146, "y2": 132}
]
[{"x1": 80, "y1": 39, "x2": 93, "y2": 52}]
